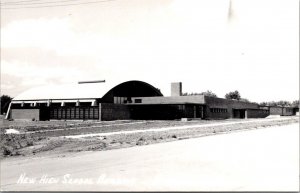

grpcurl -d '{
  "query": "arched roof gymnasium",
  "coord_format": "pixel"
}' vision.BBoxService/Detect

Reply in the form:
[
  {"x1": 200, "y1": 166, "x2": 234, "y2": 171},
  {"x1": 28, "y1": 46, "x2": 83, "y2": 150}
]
[{"x1": 12, "y1": 80, "x2": 163, "y2": 102}]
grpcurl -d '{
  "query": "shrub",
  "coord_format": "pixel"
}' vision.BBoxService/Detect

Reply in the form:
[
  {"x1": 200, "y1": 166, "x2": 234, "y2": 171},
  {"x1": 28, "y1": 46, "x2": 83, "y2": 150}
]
[
  {"x1": 138, "y1": 137, "x2": 144, "y2": 141},
  {"x1": 27, "y1": 141, "x2": 34, "y2": 146},
  {"x1": 3, "y1": 146, "x2": 12, "y2": 156}
]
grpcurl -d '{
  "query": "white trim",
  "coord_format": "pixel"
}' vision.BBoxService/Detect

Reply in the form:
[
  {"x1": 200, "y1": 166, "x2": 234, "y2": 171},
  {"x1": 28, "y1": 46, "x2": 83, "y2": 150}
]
[{"x1": 11, "y1": 99, "x2": 96, "y2": 104}]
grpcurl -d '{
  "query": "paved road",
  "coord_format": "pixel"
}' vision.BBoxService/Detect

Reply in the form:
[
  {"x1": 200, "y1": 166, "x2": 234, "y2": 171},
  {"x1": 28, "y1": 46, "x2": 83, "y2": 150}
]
[{"x1": 1, "y1": 123, "x2": 299, "y2": 191}]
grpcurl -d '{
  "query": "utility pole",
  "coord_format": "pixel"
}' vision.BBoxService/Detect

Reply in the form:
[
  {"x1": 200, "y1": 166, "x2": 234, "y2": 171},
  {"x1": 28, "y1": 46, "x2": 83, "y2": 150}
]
[{"x1": 0, "y1": 7, "x2": 2, "y2": 115}]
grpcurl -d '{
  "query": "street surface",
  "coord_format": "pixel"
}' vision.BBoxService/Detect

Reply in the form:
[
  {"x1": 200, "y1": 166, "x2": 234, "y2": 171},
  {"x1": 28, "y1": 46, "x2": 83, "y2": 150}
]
[{"x1": 1, "y1": 123, "x2": 299, "y2": 191}]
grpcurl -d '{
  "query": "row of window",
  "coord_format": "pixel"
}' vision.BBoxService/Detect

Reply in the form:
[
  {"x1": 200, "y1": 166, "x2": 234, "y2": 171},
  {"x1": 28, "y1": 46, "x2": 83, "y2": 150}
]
[
  {"x1": 210, "y1": 108, "x2": 228, "y2": 113},
  {"x1": 123, "y1": 99, "x2": 142, "y2": 104},
  {"x1": 50, "y1": 107, "x2": 99, "y2": 120},
  {"x1": 114, "y1": 97, "x2": 143, "y2": 104},
  {"x1": 12, "y1": 102, "x2": 96, "y2": 108}
]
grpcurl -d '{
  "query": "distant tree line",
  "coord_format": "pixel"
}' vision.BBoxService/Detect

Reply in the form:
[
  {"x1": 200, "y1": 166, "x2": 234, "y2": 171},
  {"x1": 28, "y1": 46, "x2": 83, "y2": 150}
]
[
  {"x1": 224, "y1": 90, "x2": 298, "y2": 107},
  {"x1": 182, "y1": 90, "x2": 298, "y2": 107},
  {"x1": 182, "y1": 90, "x2": 217, "y2": 97},
  {"x1": 259, "y1": 100, "x2": 299, "y2": 107}
]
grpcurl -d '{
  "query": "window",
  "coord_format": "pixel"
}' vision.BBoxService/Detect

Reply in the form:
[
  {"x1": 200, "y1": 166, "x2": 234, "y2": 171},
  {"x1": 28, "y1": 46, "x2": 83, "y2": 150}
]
[
  {"x1": 11, "y1": 103, "x2": 21, "y2": 108},
  {"x1": 23, "y1": 103, "x2": 31, "y2": 107},
  {"x1": 134, "y1": 99, "x2": 142, "y2": 103},
  {"x1": 127, "y1": 97, "x2": 132, "y2": 103},
  {"x1": 38, "y1": 103, "x2": 47, "y2": 107},
  {"x1": 210, "y1": 108, "x2": 228, "y2": 113}
]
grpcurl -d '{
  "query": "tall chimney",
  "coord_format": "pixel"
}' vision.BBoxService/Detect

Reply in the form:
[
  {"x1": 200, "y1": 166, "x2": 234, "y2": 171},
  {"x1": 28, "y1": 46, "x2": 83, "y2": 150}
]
[{"x1": 171, "y1": 82, "x2": 182, "y2": 96}]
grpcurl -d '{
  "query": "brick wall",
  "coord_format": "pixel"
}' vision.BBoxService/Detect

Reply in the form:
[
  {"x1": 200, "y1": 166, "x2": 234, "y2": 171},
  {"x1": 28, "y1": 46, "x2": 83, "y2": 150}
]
[
  {"x1": 205, "y1": 96, "x2": 259, "y2": 109},
  {"x1": 282, "y1": 107, "x2": 294, "y2": 116},
  {"x1": 100, "y1": 103, "x2": 131, "y2": 121},
  {"x1": 129, "y1": 104, "x2": 204, "y2": 120},
  {"x1": 11, "y1": 109, "x2": 40, "y2": 121},
  {"x1": 129, "y1": 105, "x2": 177, "y2": 120},
  {"x1": 269, "y1": 107, "x2": 283, "y2": 115},
  {"x1": 204, "y1": 96, "x2": 259, "y2": 119},
  {"x1": 204, "y1": 107, "x2": 230, "y2": 119},
  {"x1": 130, "y1": 95, "x2": 205, "y2": 104},
  {"x1": 247, "y1": 109, "x2": 269, "y2": 118},
  {"x1": 265, "y1": 106, "x2": 294, "y2": 116}
]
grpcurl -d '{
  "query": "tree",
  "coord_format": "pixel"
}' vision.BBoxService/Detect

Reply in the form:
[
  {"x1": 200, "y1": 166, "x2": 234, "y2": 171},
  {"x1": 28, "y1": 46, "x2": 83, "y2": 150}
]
[
  {"x1": 1, "y1": 95, "x2": 12, "y2": 114},
  {"x1": 240, "y1": 98, "x2": 250, "y2": 102},
  {"x1": 182, "y1": 92, "x2": 200, "y2": 96},
  {"x1": 276, "y1": 100, "x2": 291, "y2": 107},
  {"x1": 267, "y1": 101, "x2": 277, "y2": 106},
  {"x1": 292, "y1": 100, "x2": 299, "y2": 107},
  {"x1": 225, "y1": 90, "x2": 241, "y2": 100},
  {"x1": 182, "y1": 90, "x2": 217, "y2": 97},
  {"x1": 200, "y1": 90, "x2": 217, "y2": 97},
  {"x1": 260, "y1": 100, "x2": 297, "y2": 107},
  {"x1": 259, "y1": 102, "x2": 268, "y2": 106}
]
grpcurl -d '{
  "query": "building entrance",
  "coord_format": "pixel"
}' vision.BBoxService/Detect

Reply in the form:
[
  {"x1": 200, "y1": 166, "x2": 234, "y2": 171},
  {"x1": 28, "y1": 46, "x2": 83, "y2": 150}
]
[{"x1": 233, "y1": 109, "x2": 246, "y2": 119}]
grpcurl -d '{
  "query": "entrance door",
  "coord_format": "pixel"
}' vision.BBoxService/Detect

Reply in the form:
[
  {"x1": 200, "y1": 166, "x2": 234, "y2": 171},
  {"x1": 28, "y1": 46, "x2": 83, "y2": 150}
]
[
  {"x1": 194, "y1": 105, "x2": 204, "y2": 119},
  {"x1": 233, "y1": 109, "x2": 246, "y2": 118},
  {"x1": 240, "y1": 109, "x2": 245, "y2": 118}
]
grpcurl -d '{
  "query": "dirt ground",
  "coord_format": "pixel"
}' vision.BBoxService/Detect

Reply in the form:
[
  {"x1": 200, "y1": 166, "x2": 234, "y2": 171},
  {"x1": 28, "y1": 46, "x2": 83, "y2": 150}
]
[
  {"x1": 0, "y1": 116, "x2": 298, "y2": 159},
  {"x1": 1, "y1": 123, "x2": 299, "y2": 191}
]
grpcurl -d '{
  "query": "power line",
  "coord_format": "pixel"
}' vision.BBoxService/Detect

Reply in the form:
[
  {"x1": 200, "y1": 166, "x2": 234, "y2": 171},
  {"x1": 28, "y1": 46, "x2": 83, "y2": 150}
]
[
  {"x1": 0, "y1": 0, "x2": 116, "y2": 9},
  {"x1": 1, "y1": 0, "x2": 83, "y2": 5},
  {"x1": 0, "y1": 0, "x2": 45, "y2": 5}
]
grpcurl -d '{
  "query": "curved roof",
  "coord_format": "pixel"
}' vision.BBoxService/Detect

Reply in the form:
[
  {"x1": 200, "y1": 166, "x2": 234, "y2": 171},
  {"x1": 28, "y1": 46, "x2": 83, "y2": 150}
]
[{"x1": 12, "y1": 80, "x2": 163, "y2": 101}]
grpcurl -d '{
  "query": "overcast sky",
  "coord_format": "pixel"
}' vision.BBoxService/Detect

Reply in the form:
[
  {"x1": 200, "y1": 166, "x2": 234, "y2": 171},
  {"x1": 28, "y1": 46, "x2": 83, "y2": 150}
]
[{"x1": 1, "y1": 0, "x2": 299, "y2": 102}]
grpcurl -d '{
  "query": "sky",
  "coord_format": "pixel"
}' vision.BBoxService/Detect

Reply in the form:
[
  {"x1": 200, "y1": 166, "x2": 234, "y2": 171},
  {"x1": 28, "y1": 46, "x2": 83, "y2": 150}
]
[{"x1": 1, "y1": 0, "x2": 299, "y2": 103}]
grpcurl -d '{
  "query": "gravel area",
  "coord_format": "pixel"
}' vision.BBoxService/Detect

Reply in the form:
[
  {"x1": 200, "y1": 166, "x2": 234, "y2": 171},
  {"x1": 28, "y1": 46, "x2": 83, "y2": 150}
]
[{"x1": 0, "y1": 116, "x2": 298, "y2": 158}]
